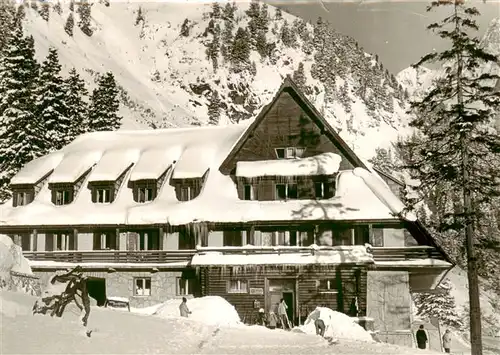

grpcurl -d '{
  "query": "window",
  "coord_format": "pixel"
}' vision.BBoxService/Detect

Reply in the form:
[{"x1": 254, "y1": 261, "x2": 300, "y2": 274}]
[
  {"x1": 55, "y1": 233, "x2": 72, "y2": 251},
  {"x1": 138, "y1": 231, "x2": 160, "y2": 251},
  {"x1": 275, "y1": 183, "x2": 298, "y2": 200},
  {"x1": 176, "y1": 277, "x2": 196, "y2": 296},
  {"x1": 243, "y1": 185, "x2": 254, "y2": 200},
  {"x1": 227, "y1": 280, "x2": 248, "y2": 294},
  {"x1": 93, "y1": 232, "x2": 116, "y2": 250},
  {"x1": 55, "y1": 190, "x2": 71, "y2": 205},
  {"x1": 180, "y1": 186, "x2": 195, "y2": 201},
  {"x1": 317, "y1": 279, "x2": 338, "y2": 292},
  {"x1": 275, "y1": 147, "x2": 305, "y2": 159},
  {"x1": 138, "y1": 187, "x2": 154, "y2": 202},
  {"x1": 134, "y1": 277, "x2": 151, "y2": 296},
  {"x1": 333, "y1": 228, "x2": 354, "y2": 246},
  {"x1": 16, "y1": 192, "x2": 28, "y2": 206},
  {"x1": 96, "y1": 188, "x2": 111, "y2": 203},
  {"x1": 315, "y1": 181, "x2": 334, "y2": 199}
]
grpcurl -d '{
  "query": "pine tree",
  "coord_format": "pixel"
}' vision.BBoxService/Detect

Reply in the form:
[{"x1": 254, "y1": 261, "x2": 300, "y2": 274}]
[
  {"x1": 64, "y1": 67, "x2": 88, "y2": 136},
  {"x1": 0, "y1": 27, "x2": 45, "y2": 201},
  {"x1": 280, "y1": 20, "x2": 296, "y2": 48},
  {"x1": 135, "y1": 6, "x2": 145, "y2": 26},
  {"x1": 34, "y1": 47, "x2": 71, "y2": 150},
  {"x1": 69, "y1": 0, "x2": 74, "y2": 12},
  {"x1": 222, "y1": 1, "x2": 235, "y2": 21},
  {"x1": 258, "y1": 3, "x2": 269, "y2": 33},
  {"x1": 180, "y1": 18, "x2": 190, "y2": 37},
  {"x1": 0, "y1": 0, "x2": 16, "y2": 55},
  {"x1": 368, "y1": 147, "x2": 396, "y2": 174},
  {"x1": 64, "y1": 12, "x2": 74, "y2": 37},
  {"x1": 211, "y1": 1, "x2": 221, "y2": 19},
  {"x1": 397, "y1": 3, "x2": 500, "y2": 354},
  {"x1": 221, "y1": 20, "x2": 234, "y2": 60},
  {"x1": 413, "y1": 279, "x2": 463, "y2": 329},
  {"x1": 275, "y1": 7, "x2": 282, "y2": 20},
  {"x1": 87, "y1": 72, "x2": 122, "y2": 132},
  {"x1": 77, "y1": 0, "x2": 93, "y2": 36},
  {"x1": 207, "y1": 90, "x2": 221, "y2": 125},
  {"x1": 230, "y1": 27, "x2": 250, "y2": 72},
  {"x1": 206, "y1": 23, "x2": 221, "y2": 71},
  {"x1": 292, "y1": 62, "x2": 307, "y2": 93},
  {"x1": 53, "y1": 1, "x2": 62, "y2": 15},
  {"x1": 39, "y1": 1, "x2": 49, "y2": 22},
  {"x1": 246, "y1": 0, "x2": 260, "y2": 41},
  {"x1": 255, "y1": 30, "x2": 267, "y2": 59}
]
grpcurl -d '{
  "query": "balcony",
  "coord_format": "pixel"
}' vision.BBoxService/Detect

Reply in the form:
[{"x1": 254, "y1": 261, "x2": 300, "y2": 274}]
[
  {"x1": 369, "y1": 246, "x2": 446, "y2": 262},
  {"x1": 23, "y1": 250, "x2": 196, "y2": 264}
]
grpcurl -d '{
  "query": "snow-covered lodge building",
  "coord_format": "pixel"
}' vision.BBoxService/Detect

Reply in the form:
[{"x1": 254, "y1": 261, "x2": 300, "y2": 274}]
[{"x1": 0, "y1": 76, "x2": 453, "y2": 346}]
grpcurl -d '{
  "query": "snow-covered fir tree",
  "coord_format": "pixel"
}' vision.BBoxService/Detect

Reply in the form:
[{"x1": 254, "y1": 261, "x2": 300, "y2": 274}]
[
  {"x1": 0, "y1": 0, "x2": 16, "y2": 55},
  {"x1": 69, "y1": 0, "x2": 74, "y2": 12},
  {"x1": 135, "y1": 6, "x2": 144, "y2": 26},
  {"x1": 206, "y1": 23, "x2": 221, "y2": 71},
  {"x1": 230, "y1": 27, "x2": 251, "y2": 72},
  {"x1": 210, "y1": 1, "x2": 221, "y2": 19},
  {"x1": 368, "y1": 147, "x2": 397, "y2": 174},
  {"x1": 77, "y1": 0, "x2": 93, "y2": 36},
  {"x1": 53, "y1": 1, "x2": 62, "y2": 15},
  {"x1": 180, "y1": 18, "x2": 190, "y2": 37},
  {"x1": 39, "y1": 1, "x2": 49, "y2": 22},
  {"x1": 64, "y1": 68, "x2": 88, "y2": 137},
  {"x1": 292, "y1": 62, "x2": 307, "y2": 93},
  {"x1": 0, "y1": 26, "x2": 45, "y2": 201},
  {"x1": 64, "y1": 12, "x2": 74, "y2": 37},
  {"x1": 222, "y1": 1, "x2": 236, "y2": 21},
  {"x1": 34, "y1": 47, "x2": 71, "y2": 150},
  {"x1": 207, "y1": 90, "x2": 221, "y2": 125},
  {"x1": 413, "y1": 279, "x2": 463, "y2": 329},
  {"x1": 87, "y1": 71, "x2": 122, "y2": 131}
]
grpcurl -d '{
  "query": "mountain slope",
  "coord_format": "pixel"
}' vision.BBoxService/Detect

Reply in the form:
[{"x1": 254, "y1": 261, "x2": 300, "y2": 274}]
[{"x1": 20, "y1": 0, "x2": 410, "y2": 161}]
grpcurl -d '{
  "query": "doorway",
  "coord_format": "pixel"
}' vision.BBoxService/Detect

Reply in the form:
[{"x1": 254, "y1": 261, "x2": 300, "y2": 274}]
[
  {"x1": 267, "y1": 278, "x2": 296, "y2": 325},
  {"x1": 86, "y1": 278, "x2": 106, "y2": 306}
]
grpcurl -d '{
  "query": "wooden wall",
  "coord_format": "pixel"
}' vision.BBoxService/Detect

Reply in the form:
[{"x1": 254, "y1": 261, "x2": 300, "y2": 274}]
[
  {"x1": 221, "y1": 91, "x2": 354, "y2": 175},
  {"x1": 199, "y1": 265, "x2": 367, "y2": 325}
]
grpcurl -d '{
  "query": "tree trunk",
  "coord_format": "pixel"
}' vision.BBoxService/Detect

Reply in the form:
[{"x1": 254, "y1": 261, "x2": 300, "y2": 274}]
[{"x1": 455, "y1": 4, "x2": 483, "y2": 354}]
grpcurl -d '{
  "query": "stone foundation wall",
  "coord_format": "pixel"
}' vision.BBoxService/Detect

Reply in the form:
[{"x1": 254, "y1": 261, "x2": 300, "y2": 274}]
[
  {"x1": 366, "y1": 270, "x2": 412, "y2": 347},
  {"x1": 34, "y1": 269, "x2": 187, "y2": 308},
  {"x1": 0, "y1": 271, "x2": 41, "y2": 296}
]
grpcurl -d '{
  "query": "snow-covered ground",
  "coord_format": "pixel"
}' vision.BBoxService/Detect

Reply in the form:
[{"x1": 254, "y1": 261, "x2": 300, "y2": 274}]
[{"x1": 0, "y1": 290, "x2": 443, "y2": 355}]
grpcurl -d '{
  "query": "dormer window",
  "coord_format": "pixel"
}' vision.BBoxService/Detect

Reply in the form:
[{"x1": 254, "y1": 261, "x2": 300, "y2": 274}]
[
  {"x1": 275, "y1": 147, "x2": 305, "y2": 159},
  {"x1": 315, "y1": 181, "x2": 335, "y2": 199},
  {"x1": 97, "y1": 188, "x2": 111, "y2": 203},
  {"x1": 55, "y1": 189, "x2": 72, "y2": 205},
  {"x1": 13, "y1": 190, "x2": 33, "y2": 206},
  {"x1": 180, "y1": 186, "x2": 195, "y2": 201},
  {"x1": 138, "y1": 186, "x2": 154, "y2": 202}
]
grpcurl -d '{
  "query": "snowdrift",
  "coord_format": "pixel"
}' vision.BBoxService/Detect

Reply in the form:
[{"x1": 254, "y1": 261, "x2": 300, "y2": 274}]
[
  {"x1": 0, "y1": 234, "x2": 33, "y2": 275},
  {"x1": 151, "y1": 296, "x2": 242, "y2": 327},
  {"x1": 293, "y1": 307, "x2": 374, "y2": 343}
]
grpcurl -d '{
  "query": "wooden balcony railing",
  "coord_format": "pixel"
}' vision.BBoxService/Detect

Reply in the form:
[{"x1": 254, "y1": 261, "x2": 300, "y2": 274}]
[
  {"x1": 369, "y1": 246, "x2": 444, "y2": 261},
  {"x1": 22, "y1": 246, "x2": 444, "y2": 264},
  {"x1": 23, "y1": 250, "x2": 196, "y2": 264}
]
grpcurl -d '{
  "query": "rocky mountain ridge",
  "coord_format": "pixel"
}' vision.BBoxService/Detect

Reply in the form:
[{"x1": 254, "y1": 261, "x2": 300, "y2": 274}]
[{"x1": 16, "y1": 0, "x2": 411, "y2": 161}]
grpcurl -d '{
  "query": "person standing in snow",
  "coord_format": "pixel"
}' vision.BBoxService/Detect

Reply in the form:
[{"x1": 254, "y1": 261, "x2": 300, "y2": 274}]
[
  {"x1": 179, "y1": 297, "x2": 192, "y2": 318},
  {"x1": 442, "y1": 329, "x2": 452, "y2": 353},
  {"x1": 416, "y1": 325, "x2": 428, "y2": 349},
  {"x1": 314, "y1": 309, "x2": 330, "y2": 338},
  {"x1": 278, "y1": 298, "x2": 291, "y2": 330},
  {"x1": 267, "y1": 311, "x2": 278, "y2": 329}
]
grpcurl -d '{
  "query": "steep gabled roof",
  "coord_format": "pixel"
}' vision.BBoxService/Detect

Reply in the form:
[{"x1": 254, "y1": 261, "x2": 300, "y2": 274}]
[{"x1": 219, "y1": 75, "x2": 368, "y2": 174}]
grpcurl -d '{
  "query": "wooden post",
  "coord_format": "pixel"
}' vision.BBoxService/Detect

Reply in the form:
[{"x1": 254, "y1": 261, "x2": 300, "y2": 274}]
[
  {"x1": 73, "y1": 228, "x2": 78, "y2": 250},
  {"x1": 115, "y1": 228, "x2": 120, "y2": 250},
  {"x1": 158, "y1": 227, "x2": 164, "y2": 250},
  {"x1": 249, "y1": 225, "x2": 255, "y2": 245},
  {"x1": 31, "y1": 229, "x2": 38, "y2": 251}
]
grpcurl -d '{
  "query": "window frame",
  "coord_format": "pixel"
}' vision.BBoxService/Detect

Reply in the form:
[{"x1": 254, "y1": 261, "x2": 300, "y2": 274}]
[
  {"x1": 180, "y1": 186, "x2": 194, "y2": 201},
  {"x1": 275, "y1": 183, "x2": 298, "y2": 200},
  {"x1": 275, "y1": 147, "x2": 306, "y2": 159},
  {"x1": 138, "y1": 186, "x2": 154, "y2": 203},
  {"x1": 55, "y1": 189, "x2": 71, "y2": 205},
  {"x1": 96, "y1": 188, "x2": 111, "y2": 203},
  {"x1": 227, "y1": 279, "x2": 248, "y2": 294},
  {"x1": 243, "y1": 184, "x2": 254, "y2": 201},
  {"x1": 176, "y1": 277, "x2": 196, "y2": 296},
  {"x1": 134, "y1": 277, "x2": 152, "y2": 296},
  {"x1": 317, "y1": 279, "x2": 338, "y2": 293}
]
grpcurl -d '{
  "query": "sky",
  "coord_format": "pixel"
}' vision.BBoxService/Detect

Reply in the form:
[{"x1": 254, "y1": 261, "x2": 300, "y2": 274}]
[{"x1": 266, "y1": 0, "x2": 500, "y2": 74}]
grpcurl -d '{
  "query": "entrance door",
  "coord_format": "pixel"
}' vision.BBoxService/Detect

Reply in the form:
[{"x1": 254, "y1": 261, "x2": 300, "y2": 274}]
[{"x1": 267, "y1": 279, "x2": 296, "y2": 324}]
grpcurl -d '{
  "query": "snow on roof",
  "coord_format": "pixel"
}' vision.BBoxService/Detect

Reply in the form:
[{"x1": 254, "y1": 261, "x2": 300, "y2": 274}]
[
  {"x1": 129, "y1": 147, "x2": 181, "y2": 181},
  {"x1": 1, "y1": 122, "x2": 412, "y2": 227},
  {"x1": 48, "y1": 151, "x2": 103, "y2": 184},
  {"x1": 235, "y1": 152, "x2": 342, "y2": 178},
  {"x1": 353, "y1": 167, "x2": 417, "y2": 222},
  {"x1": 171, "y1": 145, "x2": 216, "y2": 179},
  {"x1": 10, "y1": 153, "x2": 64, "y2": 185},
  {"x1": 190, "y1": 245, "x2": 373, "y2": 266},
  {"x1": 87, "y1": 149, "x2": 140, "y2": 182},
  {"x1": 375, "y1": 259, "x2": 452, "y2": 268},
  {"x1": 28, "y1": 260, "x2": 189, "y2": 269}
]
